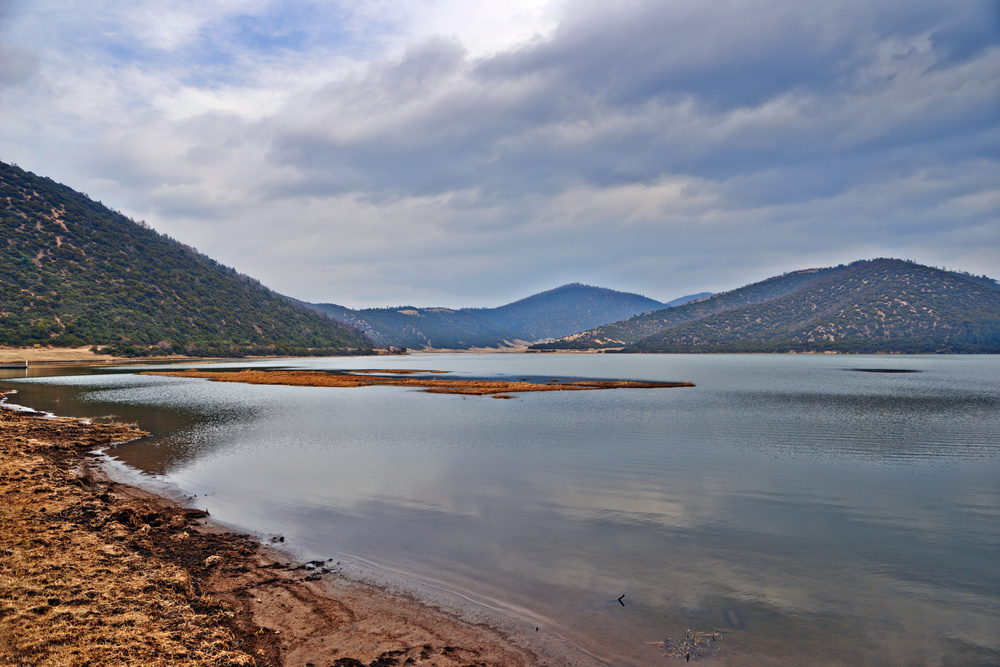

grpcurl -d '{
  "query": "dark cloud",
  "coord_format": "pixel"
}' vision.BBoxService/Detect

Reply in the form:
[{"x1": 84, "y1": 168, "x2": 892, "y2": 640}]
[
  {"x1": 2, "y1": 0, "x2": 997, "y2": 306},
  {"x1": 477, "y1": 0, "x2": 850, "y2": 109},
  {"x1": 264, "y1": 0, "x2": 999, "y2": 209}
]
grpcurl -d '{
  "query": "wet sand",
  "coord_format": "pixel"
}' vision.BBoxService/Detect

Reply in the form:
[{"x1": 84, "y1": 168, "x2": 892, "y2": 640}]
[{"x1": 0, "y1": 401, "x2": 550, "y2": 666}]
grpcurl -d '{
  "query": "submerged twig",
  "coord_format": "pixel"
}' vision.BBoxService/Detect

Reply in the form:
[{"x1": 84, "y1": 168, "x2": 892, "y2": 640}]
[{"x1": 647, "y1": 628, "x2": 723, "y2": 660}]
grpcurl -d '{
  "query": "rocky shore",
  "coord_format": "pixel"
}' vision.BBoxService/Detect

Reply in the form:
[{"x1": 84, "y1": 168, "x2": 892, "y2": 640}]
[{"x1": 0, "y1": 403, "x2": 539, "y2": 666}]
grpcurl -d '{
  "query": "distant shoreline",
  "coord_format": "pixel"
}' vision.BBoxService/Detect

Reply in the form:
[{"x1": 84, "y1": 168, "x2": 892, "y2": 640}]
[{"x1": 0, "y1": 346, "x2": 371, "y2": 366}]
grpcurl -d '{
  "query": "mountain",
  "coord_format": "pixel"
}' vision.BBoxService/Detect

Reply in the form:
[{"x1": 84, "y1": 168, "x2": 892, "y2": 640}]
[
  {"x1": 467, "y1": 283, "x2": 668, "y2": 341},
  {"x1": 533, "y1": 259, "x2": 1000, "y2": 353},
  {"x1": 301, "y1": 303, "x2": 521, "y2": 349},
  {"x1": 536, "y1": 267, "x2": 852, "y2": 349},
  {"x1": 664, "y1": 292, "x2": 713, "y2": 308},
  {"x1": 0, "y1": 161, "x2": 372, "y2": 357},
  {"x1": 304, "y1": 284, "x2": 694, "y2": 349}
]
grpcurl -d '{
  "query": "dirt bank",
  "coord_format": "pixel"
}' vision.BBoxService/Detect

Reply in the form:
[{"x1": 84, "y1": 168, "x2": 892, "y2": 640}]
[{"x1": 0, "y1": 402, "x2": 542, "y2": 666}]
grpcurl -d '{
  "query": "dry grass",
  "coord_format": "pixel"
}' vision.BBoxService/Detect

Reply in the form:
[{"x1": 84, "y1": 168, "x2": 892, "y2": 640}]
[
  {"x1": 0, "y1": 347, "x2": 119, "y2": 364},
  {"x1": 0, "y1": 407, "x2": 258, "y2": 667},
  {"x1": 144, "y1": 369, "x2": 695, "y2": 395}
]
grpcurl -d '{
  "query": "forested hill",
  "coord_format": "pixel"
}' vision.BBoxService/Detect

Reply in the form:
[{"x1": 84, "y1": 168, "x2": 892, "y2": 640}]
[
  {"x1": 535, "y1": 266, "x2": 853, "y2": 349},
  {"x1": 533, "y1": 259, "x2": 1000, "y2": 353},
  {"x1": 0, "y1": 161, "x2": 372, "y2": 356},
  {"x1": 304, "y1": 283, "x2": 693, "y2": 349}
]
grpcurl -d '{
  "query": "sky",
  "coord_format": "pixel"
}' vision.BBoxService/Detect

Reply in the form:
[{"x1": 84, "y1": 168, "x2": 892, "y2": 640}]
[{"x1": 1, "y1": 1, "x2": 998, "y2": 308}]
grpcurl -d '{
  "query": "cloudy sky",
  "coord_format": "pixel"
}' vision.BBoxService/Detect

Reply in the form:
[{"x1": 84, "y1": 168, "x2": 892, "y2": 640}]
[{"x1": 2, "y1": 1, "x2": 998, "y2": 307}]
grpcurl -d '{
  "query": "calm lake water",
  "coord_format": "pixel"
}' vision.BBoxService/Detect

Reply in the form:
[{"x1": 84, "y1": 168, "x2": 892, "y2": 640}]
[{"x1": 4, "y1": 354, "x2": 999, "y2": 665}]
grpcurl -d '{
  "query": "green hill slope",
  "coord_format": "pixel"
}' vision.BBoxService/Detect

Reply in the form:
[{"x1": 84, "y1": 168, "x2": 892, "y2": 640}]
[
  {"x1": 536, "y1": 259, "x2": 1000, "y2": 353},
  {"x1": 536, "y1": 267, "x2": 850, "y2": 349},
  {"x1": 0, "y1": 161, "x2": 372, "y2": 357}
]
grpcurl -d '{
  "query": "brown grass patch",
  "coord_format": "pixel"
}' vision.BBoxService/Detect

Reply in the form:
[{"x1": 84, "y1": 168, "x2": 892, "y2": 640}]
[
  {"x1": 0, "y1": 407, "x2": 258, "y2": 666},
  {"x1": 0, "y1": 346, "x2": 120, "y2": 364},
  {"x1": 144, "y1": 369, "x2": 694, "y2": 395}
]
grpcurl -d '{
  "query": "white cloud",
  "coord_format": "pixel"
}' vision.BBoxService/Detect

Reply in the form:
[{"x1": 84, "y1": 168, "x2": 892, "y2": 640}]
[{"x1": 539, "y1": 178, "x2": 720, "y2": 231}]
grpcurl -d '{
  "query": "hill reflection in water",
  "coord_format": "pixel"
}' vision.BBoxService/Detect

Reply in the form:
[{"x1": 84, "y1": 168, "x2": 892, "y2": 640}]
[{"x1": 8, "y1": 354, "x2": 1000, "y2": 666}]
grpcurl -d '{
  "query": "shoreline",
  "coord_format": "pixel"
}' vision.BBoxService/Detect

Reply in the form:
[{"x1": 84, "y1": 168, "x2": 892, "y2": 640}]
[{"x1": 0, "y1": 400, "x2": 561, "y2": 666}]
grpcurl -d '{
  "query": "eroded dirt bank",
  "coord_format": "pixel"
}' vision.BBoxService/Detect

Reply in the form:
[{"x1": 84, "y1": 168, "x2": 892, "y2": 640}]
[{"x1": 0, "y1": 404, "x2": 542, "y2": 666}]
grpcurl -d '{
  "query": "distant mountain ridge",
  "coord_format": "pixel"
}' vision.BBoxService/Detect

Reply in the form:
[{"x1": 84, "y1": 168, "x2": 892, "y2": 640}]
[
  {"x1": 533, "y1": 259, "x2": 1000, "y2": 353},
  {"x1": 11, "y1": 163, "x2": 990, "y2": 357},
  {"x1": 663, "y1": 292, "x2": 714, "y2": 308},
  {"x1": 0, "y1": 161, "x2": 372, "y2": 356},
  {"x1": 304, "y1": 284, "x2": 706, "y2": 349},
  {"x1": 300, "y1": 303, "x2": 520, "y2": 350},
  {"x1": 466, "y1": 283, "x2": 668, "y2": 341}
]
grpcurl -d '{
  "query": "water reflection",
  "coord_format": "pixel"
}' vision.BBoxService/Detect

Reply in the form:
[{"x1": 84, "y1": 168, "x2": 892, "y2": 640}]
[{"x1": 4, "y1": 354, "x2": 999, "y2": 665}]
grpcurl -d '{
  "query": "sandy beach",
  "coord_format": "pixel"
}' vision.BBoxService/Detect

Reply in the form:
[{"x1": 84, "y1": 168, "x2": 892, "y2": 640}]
[{"x1": 0, "y1": 400, "x2": 543, "y2": 666}]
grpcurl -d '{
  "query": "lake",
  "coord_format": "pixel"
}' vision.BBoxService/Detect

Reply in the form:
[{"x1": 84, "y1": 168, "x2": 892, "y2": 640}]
[{"x1": 3, "y1": 353, "x2": 999, "y2": 665}]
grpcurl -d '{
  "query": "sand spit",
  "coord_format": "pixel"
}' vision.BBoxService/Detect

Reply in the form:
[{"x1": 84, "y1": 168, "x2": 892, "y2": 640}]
[
  {"x1": 0, "y1": 403, "x2": 545, "y2": 666},
  {"x1": 144, "y1": 369, "x2": 695, "y2": 395}
]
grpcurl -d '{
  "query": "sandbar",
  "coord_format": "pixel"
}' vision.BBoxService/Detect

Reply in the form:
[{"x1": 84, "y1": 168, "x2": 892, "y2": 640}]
[{"x1": 143, "y1": 368, "x2": 695, "y2": 394}]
